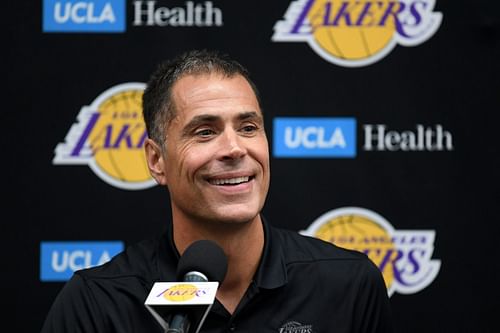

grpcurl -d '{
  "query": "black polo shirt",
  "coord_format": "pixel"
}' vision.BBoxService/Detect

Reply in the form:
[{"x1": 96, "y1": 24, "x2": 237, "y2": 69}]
[{"x1": 41, "y1": 219, "x2": 394, "y2": 333}]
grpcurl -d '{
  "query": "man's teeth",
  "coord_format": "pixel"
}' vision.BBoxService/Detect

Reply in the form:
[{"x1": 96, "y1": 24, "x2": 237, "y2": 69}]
[{"x1": 211, "y1": 176, "x2": 250, "y2": 185}]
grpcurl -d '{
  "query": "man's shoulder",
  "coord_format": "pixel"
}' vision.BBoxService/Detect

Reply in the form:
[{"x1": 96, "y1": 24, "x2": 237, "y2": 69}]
[
  {"x1": 75, "y1": 236, "x2": 161, "y2": 284},
  {"x1": 41, "y1": 236, "x2": 168, "y2": 332},
  {"x1": 270, "y1": 225, "x2": 384, "y2": 286},
  {"x1": 271, "y1": 225, "x2": 370, "y2": 264}
]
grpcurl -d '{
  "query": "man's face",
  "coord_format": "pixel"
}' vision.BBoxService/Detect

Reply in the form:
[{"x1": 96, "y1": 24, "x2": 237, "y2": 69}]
[{"x1": 161, "y1": 73, "x2": 270, "y2": 225}]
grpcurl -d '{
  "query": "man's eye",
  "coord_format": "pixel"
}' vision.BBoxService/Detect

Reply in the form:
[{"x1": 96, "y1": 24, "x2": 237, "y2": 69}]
[
  {"x1": 241, "y1": 125, "x2": 257, "y2": 133},
  {"x1": 195, "y1": 129, "x2": 215, "y2": 137}
]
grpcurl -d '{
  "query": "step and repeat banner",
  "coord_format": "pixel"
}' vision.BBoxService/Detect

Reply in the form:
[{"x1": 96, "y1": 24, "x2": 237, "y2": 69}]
[{"x1": 6, "y1": 1, "x2": 498, "y2": 331}]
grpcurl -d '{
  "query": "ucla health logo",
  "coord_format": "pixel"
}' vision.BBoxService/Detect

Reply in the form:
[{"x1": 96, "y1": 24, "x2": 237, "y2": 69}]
[
  {"x1": 43, "y1": 1, "x2": 224, "y2": 33},
  {"x1": 53, "y1": 83, "x2": 157, "y2": 190},
  {"x1": 40, "y1": 241, "x2": 124, "y2": 281},
  {"x1": 302, "y1": 207, "x2": 441, "y2": 296},
  {"x1": 272, "y1": 0, "x2": 442, "y2": 67},
  {"x1": 274, "y1": 117, "x2": 356, "y2": 158},
  {"x1": 43, "y1": 0, "x2": 126, "y2": 32}
]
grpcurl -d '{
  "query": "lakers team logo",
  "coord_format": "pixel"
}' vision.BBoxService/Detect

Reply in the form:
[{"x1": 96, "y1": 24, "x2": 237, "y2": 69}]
[
  {"x1": 301, "y1": 207, "x2": 440, "y2": 296},
  {"x1": 272, "y1": 0, "x2": 443, "y2": 67},
  {"x1": 159, "y1": 284, "x2": 204, "y2": 302},
  {"x1": 53, "y1": 83, "x2": 156, "y2": 190}
]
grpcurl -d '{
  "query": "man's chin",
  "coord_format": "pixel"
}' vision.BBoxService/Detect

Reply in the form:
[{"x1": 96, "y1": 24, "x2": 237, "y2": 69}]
[
  {"x1": 214, "y1": 214, "x2": 258, "y2": 225},
  {"x1": 207, "y1": 208, "x2": 260, "y2": 226}
]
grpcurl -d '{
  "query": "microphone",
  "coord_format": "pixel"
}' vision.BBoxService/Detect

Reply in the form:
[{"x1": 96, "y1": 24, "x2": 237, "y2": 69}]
[
  {"x1": 168, "y1": 240, "x2": 228, "y2": 333},
  {"x1": 145, "y1": 240, "x2": 228, "y2": 333},
  {"x1": 176, "y1": 239, "x2": 228, "y2": 283}
]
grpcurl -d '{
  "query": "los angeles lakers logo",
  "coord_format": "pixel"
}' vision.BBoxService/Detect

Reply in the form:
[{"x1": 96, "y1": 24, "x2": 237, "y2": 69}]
[
  {"x1": 272, "y1": 0, "x2": 443, "y2": 67},
  {"x1": 53, "y1": 83, "x2": 157, "y2": 190},
  {"x1": 160, "y1": 284, "x2": 199, "y2": 302},
  {"x1": 301, "y1": 207, "x2": 441, "y2": 296},
  {"x1": 155, "y1": 283, "x2": 210, "y2": 302}
]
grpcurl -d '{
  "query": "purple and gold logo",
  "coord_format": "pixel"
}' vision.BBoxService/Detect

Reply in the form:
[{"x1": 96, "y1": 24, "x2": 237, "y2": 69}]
[
  {"x1": 272, "y1": 0, "x2": 442, "y2": 67},
  {"x1": 53, "y1": 83, "x2": 156, "y2": 190},
  {"x1": 158, "y1": 284, "x2": 207, "y2": 302},
  {"x1": 302, "y1": 207, "x2": 441, "y2": 296}
]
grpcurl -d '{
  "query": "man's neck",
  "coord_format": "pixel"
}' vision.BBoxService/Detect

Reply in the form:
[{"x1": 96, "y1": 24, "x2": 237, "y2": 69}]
[{"x1": 172, "y1": 215, "x2": 265, "y2": 314}]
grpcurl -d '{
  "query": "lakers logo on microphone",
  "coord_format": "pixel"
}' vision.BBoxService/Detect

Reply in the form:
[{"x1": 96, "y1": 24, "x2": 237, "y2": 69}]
[
  {"x1": 301, "y1": 207, "x2": 441, "y2": 296},
  {"x1": 158, "y1": 284, "x2": 208, "y2": 302},
  {"x1": 53, "y1": 83, "x2": 157, "y2": 190},
  {"x1": 272, "y1": 0, "x2": 443, "y2": 67}
]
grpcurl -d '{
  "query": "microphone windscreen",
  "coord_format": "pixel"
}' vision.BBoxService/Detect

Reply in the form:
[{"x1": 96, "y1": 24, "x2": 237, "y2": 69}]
[{"x1": 176, "y1": 240, "x2": 228, "y2": 283}]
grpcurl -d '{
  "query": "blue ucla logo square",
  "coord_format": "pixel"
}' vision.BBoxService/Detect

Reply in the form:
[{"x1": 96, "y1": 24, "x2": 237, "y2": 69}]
[{"x1": 43, "y1": 0, "x2": 126, "y2": 33}]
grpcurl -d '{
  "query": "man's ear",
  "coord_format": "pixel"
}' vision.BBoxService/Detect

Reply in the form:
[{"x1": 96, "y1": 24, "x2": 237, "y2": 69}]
[{"x1": 144, "y1": 138, "x2": 168, "y2": 185}]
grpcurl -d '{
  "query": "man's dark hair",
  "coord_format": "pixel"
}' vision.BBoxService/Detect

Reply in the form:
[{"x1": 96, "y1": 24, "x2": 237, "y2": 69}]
[{"x1": 142, "y1": 49, "x2": 261, "y2": 147}]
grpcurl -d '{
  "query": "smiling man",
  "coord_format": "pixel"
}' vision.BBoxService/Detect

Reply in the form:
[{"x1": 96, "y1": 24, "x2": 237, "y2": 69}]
[
  {"x1": 144, "y1": 64, "x2": 270, "y2": 314},
  {"x1": 41, "y1": 50, "x2": 394, "y2": 332}
]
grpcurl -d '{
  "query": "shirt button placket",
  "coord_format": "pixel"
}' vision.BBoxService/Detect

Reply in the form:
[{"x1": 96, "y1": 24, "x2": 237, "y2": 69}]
[{"x1": 227, "y1": 322, "x2": 237, "y2": 332}]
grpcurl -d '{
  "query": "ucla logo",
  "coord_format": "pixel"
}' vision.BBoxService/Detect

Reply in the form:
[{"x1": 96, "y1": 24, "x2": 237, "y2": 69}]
[
  {"x1": 43, "y1": 0, "x2": 126, "y2": 32},
  {"x1": 273, "y1": 117, "x2": 356, "y2": 158},
  {"x1": 40, "y1": 241, "x2": 124, "y2": 281},
  {"x1": 272, "y1": 0, "x2": 442, "y2": 67},
  {"x1": 302, "y1": 207, "x2": 441, "y2": 296},
  {"x1": 53, "y1": 82, "x2": 157, "y2": 190}
]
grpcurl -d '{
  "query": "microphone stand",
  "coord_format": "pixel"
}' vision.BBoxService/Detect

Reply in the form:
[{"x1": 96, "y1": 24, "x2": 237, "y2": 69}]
[
  {"x1": 165, "y1": 312, "x2": 190, "y2": 333},
  {"x1": 165, "y1": 271, "x2": 206, "y2": 333}
]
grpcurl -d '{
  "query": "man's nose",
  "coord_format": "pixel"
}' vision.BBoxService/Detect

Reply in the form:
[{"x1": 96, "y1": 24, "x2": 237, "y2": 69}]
[{"x1": 218, "y1": 129, "x2": 247, "y2": 160}]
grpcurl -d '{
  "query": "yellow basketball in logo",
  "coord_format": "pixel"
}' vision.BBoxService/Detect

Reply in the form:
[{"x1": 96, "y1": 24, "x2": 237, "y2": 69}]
[
  {"x1": 308, "y1": 0, "x2": 395, "y2": 60},
  {"x1": 163, "y1": 284, "x2": 198, "y2": 302},
  {"x1": 88, "y1": 87, "x2": 152, "y2": 187},
  {"x1": 312, "y1": 210, "x2": 396, "y2": 289}
]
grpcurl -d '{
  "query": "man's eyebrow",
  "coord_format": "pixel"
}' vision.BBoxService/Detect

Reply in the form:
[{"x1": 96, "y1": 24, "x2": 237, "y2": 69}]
[
  {"x1": 181, "y1": 111, "x2": 263, "y2": 135},
  {"x1": 238, "y1": 111, "x2": 262, "y2": 123},
  {"x1": 181, "y1": 114, "x2": 220, "y2": 136}
]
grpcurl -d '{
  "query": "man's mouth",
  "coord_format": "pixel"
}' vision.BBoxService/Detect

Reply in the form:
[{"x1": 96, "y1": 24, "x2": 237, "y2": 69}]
[{"x1": 209, "y1": 176, "x2": 253, "y2": 186}]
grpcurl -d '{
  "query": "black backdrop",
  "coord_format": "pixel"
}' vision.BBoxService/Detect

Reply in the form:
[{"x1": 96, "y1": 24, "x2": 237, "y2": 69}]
[{"x1": 6, "y1": 1, "x2": 499, "y2": 332}]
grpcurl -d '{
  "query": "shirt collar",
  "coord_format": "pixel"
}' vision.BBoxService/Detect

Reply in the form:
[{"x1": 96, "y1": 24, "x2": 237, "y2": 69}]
[
  {"x1": 157, "y1": 216, "x2": 288, "y2": 289},
  {"x1": 252, "y1": 216, "x2": 288, "y2": 290},
  {"x1": 157, "y1": 222, "x2": 180, "y2": 281}
]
